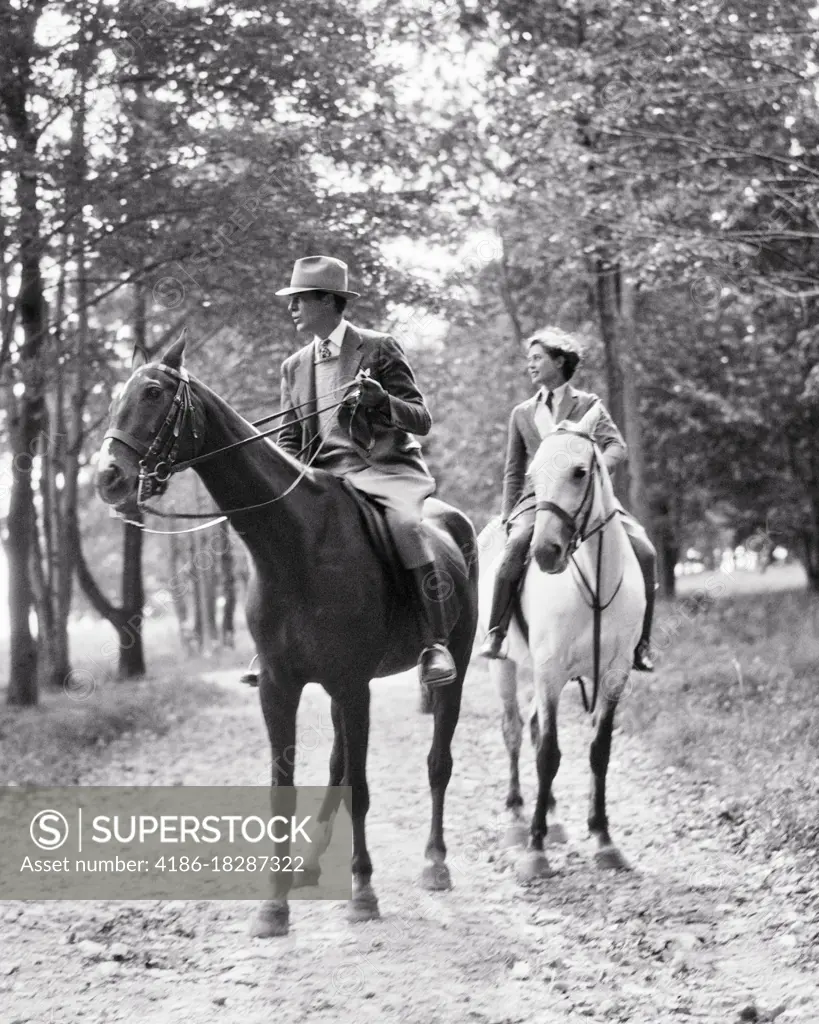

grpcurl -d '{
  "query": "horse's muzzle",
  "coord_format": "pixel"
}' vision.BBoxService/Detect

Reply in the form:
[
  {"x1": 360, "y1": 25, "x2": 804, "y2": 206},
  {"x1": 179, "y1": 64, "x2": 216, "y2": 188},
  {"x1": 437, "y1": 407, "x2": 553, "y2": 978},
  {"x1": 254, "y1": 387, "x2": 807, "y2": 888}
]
[
  {"x1": 96, "y1": 463, "x2": 129, "y2": 505},
  {"x1": 534, "y1": 540, "x2": 567, "y2": 574}
]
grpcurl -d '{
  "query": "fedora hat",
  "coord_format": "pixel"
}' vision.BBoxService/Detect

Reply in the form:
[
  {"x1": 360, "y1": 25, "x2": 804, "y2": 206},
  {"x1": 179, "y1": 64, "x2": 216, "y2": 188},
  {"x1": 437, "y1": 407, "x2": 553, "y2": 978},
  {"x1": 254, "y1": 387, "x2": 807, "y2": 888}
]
[{"x1": 275, "y1": 255, "x2": 360, "y2": 298}]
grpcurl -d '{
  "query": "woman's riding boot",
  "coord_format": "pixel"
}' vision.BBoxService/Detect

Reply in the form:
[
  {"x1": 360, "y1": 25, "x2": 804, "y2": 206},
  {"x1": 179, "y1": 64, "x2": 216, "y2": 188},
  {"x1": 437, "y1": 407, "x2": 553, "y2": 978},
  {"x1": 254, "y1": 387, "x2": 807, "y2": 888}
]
[
  {"x1": 409, "y1": 563, "x2": 458, "y2": 688},
  {"x1": 633, "y1": 557, "x2": 657, "y2": 672},
  {"x1": 478, "y1": 576, "x2": 517, "y2": 659}
]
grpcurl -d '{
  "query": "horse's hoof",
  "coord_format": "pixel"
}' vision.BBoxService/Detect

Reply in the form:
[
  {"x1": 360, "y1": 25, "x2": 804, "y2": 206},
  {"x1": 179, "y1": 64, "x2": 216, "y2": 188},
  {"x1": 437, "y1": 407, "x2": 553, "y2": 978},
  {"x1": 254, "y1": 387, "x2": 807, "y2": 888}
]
[
  {"x1": 501, "y1": 823, "x2": 529, "y2": 849},
  {"x1": 249, "y1": 900, "x2": 289, "y2": 938},
  {"x1": 546, "y1": 822, "x2": 569, "y2": 845},
  {"x1": 594, "y1": 845, "x2": 632, "y2": 872},
  {"x1": 515, "y1": 851, "x2": 554, "y2": 883},
  {"x1": 347, "y1": 887, "x2": 380, "y2": 922},
  {"x1": 291, "y1": 866, "x2": 321, "y2": 889},
  {"x1": 420, "y1": 862, "x2": 452, "y2": 891}
]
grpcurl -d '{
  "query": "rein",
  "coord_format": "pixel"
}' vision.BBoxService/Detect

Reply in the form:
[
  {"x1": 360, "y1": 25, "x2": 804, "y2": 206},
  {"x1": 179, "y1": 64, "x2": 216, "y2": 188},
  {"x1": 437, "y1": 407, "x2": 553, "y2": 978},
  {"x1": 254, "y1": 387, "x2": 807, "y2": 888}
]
[
  {"x1": 532, "y1": 425, "x2": 624, "y2": 717},
  {"x1": 105, "y1": 364, "x2": 362, "y2": 535}
]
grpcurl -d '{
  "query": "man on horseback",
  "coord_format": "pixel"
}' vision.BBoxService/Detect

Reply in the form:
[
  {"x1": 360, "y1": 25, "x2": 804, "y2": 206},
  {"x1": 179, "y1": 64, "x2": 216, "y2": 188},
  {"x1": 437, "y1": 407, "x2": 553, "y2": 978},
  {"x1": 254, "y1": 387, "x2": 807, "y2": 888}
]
[
  {"x1": 273, "y1": 255, "x2": 457, "y2": 688},
  {"x1": 479, "y1": 326, "x2": 657, "y2": 671}
]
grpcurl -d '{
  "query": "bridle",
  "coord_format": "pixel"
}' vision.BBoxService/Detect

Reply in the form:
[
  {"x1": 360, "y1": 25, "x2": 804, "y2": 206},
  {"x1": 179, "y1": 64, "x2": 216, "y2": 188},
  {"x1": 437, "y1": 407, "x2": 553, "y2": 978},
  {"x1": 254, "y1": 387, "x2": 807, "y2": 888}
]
[
  {"x1": 103, "y1": 363, "x2": 358, "y2": 533},
  {"x1": 534, "y1": 426, "x2": 616, "y2": 554},
  {"x1": 105, "y1": 364, "x2": 200, "y2": 509}
]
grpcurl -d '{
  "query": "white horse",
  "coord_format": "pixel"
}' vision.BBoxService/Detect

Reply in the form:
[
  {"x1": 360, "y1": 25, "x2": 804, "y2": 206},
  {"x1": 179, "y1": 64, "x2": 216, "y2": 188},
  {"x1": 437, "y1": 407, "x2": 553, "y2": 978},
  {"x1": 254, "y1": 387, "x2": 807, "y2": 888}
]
[{"x1": 477, "y1": 403, "x2": 645, "y2": 881}]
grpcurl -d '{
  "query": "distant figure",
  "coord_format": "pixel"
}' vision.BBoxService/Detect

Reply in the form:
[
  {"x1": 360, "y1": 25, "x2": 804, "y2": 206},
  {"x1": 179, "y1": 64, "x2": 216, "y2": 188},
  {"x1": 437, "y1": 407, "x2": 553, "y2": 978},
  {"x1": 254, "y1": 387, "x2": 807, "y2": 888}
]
[
  {"x1": 478, "y1": 326, "x2": 657, "y2": 671},
  {"x1": 272, "y1": 255, "x2": 457, "y2": 689}
]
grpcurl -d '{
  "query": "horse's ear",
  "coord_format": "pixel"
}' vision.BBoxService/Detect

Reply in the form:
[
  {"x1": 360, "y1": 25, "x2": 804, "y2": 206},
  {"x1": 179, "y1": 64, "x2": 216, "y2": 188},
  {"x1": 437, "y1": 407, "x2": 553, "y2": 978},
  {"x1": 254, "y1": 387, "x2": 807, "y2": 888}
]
[
  {"x1": 576, "y1": 400, "x2": 602, "y2": 435},
  {"x1": 162, "y1": 328, "x2": 187, "y2": 370},
  {"x1": 131, "y1": 345, "x2": 148, "y2": 371}
]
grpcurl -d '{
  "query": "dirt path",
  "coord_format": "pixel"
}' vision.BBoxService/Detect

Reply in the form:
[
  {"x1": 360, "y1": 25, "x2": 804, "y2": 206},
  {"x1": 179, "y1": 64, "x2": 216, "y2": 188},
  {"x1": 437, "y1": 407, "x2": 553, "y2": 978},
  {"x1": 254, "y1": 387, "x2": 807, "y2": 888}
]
[{"x1": 2, "y1": 660, "x2": 817, "y2": 1024}]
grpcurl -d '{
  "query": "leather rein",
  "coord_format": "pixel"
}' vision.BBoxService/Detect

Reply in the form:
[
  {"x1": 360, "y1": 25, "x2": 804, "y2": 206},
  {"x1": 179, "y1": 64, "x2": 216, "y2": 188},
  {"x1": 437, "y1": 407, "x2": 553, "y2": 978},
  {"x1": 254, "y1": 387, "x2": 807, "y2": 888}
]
[
  {"x1": 533, "y1": 425, "x2": 624, "y2": 716},
  {"x1": 104, "y1": 363, "x2": 361, "y2": 535}
]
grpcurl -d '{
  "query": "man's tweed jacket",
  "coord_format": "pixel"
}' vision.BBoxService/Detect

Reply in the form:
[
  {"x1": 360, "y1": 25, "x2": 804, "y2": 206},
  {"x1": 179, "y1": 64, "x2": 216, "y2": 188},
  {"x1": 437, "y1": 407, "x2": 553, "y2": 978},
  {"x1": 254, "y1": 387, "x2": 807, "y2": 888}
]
[{"x1": 277, "y1": 323, "x2": 431, "y2": 479}]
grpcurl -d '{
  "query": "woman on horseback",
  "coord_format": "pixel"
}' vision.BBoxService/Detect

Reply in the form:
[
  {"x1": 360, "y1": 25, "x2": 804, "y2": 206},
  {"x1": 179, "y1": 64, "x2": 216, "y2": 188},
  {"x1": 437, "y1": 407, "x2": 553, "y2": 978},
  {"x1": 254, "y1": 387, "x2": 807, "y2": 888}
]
[{"x1": 479, "y1": 326, "x2": 657, "y2": 672}]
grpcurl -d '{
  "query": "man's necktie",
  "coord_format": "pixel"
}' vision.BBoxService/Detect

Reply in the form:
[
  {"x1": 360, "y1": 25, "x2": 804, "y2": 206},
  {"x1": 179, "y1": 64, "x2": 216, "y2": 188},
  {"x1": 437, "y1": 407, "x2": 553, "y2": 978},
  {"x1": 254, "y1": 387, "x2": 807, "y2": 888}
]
[
  {"x1": 545, "y1": 390, "x2": 553, "y2": 413},
  {"x1": 318, "y1": 339, "x2": 332, "y2": 360}
]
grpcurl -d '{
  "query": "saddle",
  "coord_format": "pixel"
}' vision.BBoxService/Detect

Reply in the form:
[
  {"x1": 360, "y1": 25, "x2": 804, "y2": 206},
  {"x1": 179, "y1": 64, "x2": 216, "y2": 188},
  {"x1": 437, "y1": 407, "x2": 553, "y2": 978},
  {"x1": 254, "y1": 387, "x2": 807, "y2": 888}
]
[
  {"x1": 339, "y1": 478, "x2": 404, "y2": 571},
  {"x1": 339, "y1": 478, "x2": 459, "y2": 637}
]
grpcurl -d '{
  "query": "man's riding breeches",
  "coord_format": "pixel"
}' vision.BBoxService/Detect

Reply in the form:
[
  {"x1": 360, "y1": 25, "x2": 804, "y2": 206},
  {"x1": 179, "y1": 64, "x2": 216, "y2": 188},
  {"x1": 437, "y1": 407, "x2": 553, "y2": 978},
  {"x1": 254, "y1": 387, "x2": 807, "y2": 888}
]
[{"x1": 343, "y1": 466, "x2": 436, "y2": 568}]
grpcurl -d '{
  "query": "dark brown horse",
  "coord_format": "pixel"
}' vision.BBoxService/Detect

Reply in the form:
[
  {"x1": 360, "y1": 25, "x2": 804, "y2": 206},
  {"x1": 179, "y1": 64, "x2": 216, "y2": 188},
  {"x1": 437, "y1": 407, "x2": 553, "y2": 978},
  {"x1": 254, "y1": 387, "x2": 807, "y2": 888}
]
[{"x1": 95, "y1": 335, "x2": 479, "y2": 937}]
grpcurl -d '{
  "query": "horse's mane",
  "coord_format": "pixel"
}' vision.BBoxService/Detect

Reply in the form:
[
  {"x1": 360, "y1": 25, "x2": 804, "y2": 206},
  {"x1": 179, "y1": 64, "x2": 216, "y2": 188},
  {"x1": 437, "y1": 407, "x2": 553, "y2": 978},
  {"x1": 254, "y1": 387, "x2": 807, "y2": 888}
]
[{"x1": 186, "y1": 369, "x2": 317, "y2": 481}]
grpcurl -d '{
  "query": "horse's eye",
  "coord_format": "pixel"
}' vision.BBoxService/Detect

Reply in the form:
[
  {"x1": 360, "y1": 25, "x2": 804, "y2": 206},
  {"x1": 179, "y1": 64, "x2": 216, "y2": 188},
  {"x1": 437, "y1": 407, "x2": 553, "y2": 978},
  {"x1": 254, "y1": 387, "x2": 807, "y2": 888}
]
[
  {"x1": 145, "y1": 385, "x2": 162, "y2": 399},
  {"x1": 573, "y1": 466, "x2": 587, "y2": 480}
]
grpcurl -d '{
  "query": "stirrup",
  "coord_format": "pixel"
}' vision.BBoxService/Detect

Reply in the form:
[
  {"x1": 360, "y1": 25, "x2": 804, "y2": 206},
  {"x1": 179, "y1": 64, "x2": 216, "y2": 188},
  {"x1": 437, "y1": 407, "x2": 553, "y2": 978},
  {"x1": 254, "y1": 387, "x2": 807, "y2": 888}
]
[
  {"x1": 418, "y1": 643, "x2": 457, "y2": 689},
  {"x1": 479, "y1": 628, "x2": 509, "y2": 660},
  {"x1": 240, "y1": 654, "x2": 259, "y2": 687}
]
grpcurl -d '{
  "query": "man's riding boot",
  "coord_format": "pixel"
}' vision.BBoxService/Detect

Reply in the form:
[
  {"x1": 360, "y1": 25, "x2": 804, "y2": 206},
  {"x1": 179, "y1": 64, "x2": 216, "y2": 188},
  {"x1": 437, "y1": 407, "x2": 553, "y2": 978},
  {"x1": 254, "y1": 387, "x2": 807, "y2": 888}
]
[
  {"x1": 478, "y1": 575, "x2": 517, "y2": 660},
  {"x1": 633, "y1": 581, "x2": 656, "y2": 673},
  {"x1": 409, "y1": 563, "x2": 458, "y2": 688}
]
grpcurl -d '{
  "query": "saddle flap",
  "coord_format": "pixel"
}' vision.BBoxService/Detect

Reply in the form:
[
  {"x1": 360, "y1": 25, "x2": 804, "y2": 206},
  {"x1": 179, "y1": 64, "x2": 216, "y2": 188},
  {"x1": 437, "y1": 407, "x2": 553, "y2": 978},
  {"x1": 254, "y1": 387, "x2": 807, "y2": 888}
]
[
  {"x1": 339, "y1": 478, "x2": 403, "y2": 570},
  {"x1": 339, "y1": 480, "x2": 461, "y2": 633}
]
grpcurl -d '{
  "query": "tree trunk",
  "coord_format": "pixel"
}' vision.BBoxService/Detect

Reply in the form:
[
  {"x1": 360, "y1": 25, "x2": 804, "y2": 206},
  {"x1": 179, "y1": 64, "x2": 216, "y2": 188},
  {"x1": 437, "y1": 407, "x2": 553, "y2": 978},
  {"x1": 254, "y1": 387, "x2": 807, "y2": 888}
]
[
  {"x1": 167, "y1": 525, "x2": 193, "y2": 648},
  {"x1": 72, "y1": 509, "x2": 146, "y2": 679},
  {"x1": 594, "y1": 258, "x2": 628, "y2": 504},
  {"x1": 40, "y1": 406, "x2": 72, "y2": 690},
  {"x1": 188, "y1": 531, "x2": 212, "y2": 654},
  {"x1": 40, "y1": 246, "x2": 73, "y2": 692},
  {"x1": 6, "y1": 424, "x2": 39, "y2": 705},
  {"x1": 0, "y1": 199, "x2": 15, "y2": 368},
  {"x1": 800, "y1": 495, "x2": 819, "y2": 591},
  {"x1": 617, "y1": 276, "x2": 650, "y2": 526},
  {"x1": 652, "y1": 493, "x2": 678, "y2": 598},
  {"x1": 115, "y1": 284, "x2": 148, "y2": 679},
  {"x1": 204, "y1": 553, "x2": 218, "y2": 644},
  {"x1": 498, "y1": 234, "x2": 524, "y2": 349},
  {"x1": 119, "y1": 518, "x2": 146, "y2": 679},
  {"x1": 29, "y1": 516, "x2": 62, "y2": 690},
  {"x1": 109, "y1": 74, "x2": 150, "y2": 678},
  {"x1": 200, "y1": 512, "x2": 219, "y2": 645},
  {"x1": 219, "y1": 519, "x2": 236, "y2": 647},
  {"x1": 117, "y1": 281, "x2": 149, "y2": 682},
  {"x1": 43, "y1": 29, "x2": 95, "y2": 692},
  {"x1": 3, "y1": 41, "x2": 48, "y2": 705}
]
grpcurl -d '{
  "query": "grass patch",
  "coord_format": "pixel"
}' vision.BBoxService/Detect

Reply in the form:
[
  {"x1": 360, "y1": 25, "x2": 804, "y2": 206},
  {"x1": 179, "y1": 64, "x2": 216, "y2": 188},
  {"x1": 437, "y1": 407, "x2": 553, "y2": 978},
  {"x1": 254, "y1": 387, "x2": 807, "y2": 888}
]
[
  {"x1": 620, "y1": 571, "x2": 819, "y2": 864},
  {"x1": 0, "y1": 616, "x2": 246, "y2": 785},
  {"x1": 0, "y1": 672, "x2": 234, "y2": 786}
]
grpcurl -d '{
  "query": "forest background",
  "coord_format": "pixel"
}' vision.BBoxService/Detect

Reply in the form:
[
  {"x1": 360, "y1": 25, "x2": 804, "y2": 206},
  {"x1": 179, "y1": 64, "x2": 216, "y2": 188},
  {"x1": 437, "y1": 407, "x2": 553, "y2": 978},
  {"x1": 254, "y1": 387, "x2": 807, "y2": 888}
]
[{"x1": 2, "y1": 0, "x2": 819, "y2": 705}]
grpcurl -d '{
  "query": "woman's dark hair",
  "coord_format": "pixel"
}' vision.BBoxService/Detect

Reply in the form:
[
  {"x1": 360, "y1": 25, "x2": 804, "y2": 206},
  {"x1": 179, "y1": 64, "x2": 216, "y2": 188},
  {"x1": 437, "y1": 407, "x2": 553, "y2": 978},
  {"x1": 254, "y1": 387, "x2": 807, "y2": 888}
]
[{"x1": 526, "y1": 327, "x2": 583, "y2": 381}]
